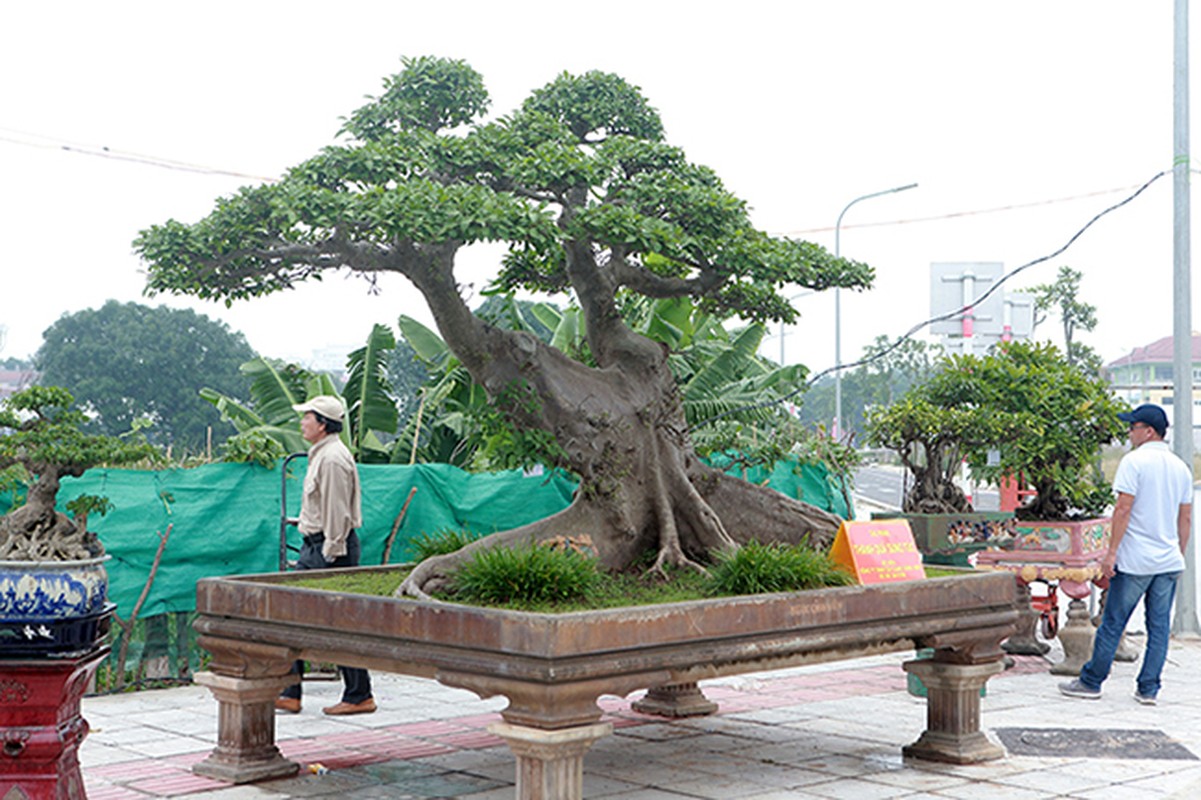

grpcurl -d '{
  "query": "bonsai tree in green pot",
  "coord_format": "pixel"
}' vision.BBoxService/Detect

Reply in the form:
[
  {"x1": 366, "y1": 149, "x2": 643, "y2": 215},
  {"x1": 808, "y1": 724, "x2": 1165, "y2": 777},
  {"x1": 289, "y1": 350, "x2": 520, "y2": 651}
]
[
  {"x1": 863, "y1": 363, "x2": 1023, "y2": 567},
  {"x1": 865, "y1": 390, "x2": 1018, "y2": 515}
]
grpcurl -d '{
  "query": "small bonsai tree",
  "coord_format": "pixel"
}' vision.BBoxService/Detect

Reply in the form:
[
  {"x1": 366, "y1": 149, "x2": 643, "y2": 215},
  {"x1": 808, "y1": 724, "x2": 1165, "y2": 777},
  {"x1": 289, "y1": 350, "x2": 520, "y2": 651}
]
[
  {"x1": 865, "y1": 382, "x2": 1020, "y2": 514},
  {"x1": 0, "y1": 386, "x2": 158, "y2": 561},
  {"x1": 947, "y1": 341, "x2": 1126, "y2": 520}
]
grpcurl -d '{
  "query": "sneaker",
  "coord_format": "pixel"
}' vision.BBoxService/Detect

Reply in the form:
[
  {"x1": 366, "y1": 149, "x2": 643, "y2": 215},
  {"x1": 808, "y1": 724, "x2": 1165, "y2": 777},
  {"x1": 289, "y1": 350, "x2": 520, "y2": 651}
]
[
  {"x1": 1134, "y1": 691, "x2": 1158, "y2": 706},
  {"x1": 1058, "y1": 679, "x2": 1102, "y2": 699}
]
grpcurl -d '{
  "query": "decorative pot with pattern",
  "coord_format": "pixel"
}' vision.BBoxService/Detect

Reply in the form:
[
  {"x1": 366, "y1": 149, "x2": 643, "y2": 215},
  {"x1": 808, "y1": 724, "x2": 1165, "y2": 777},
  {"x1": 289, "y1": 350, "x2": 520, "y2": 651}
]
[{"x1": 0, "y1": 555, "x2": 113, "y2": 657}]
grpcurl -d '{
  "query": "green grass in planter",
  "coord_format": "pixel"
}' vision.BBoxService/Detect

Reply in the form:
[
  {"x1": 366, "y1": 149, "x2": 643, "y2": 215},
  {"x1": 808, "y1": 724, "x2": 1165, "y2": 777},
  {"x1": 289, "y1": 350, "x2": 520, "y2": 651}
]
[
  {"x1": 448, "y1": 543, "x2": 601, "y2": 607},
  {"x1": 411, "y1": 528, "x2": 485, "y2": 560},
  {"x1": 705, "y1": 541, "x2": 854, "y2": 595},
  {"x1": 278, "y1": 542, "x2": 943, "y2": 612},
  {"x1": 288, "y1": 569, "x2": 410, "y2": 596}
]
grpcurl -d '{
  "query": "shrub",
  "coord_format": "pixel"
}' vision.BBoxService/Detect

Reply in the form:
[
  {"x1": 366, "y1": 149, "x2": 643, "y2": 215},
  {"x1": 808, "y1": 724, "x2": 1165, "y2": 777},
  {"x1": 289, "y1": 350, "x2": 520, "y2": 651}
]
[
  {"x1": 705, "y1": 541, "x2": 853, "y2": 596},
  {"x1": 450, "y1": 543, "x2": 601, "y2": 606}
]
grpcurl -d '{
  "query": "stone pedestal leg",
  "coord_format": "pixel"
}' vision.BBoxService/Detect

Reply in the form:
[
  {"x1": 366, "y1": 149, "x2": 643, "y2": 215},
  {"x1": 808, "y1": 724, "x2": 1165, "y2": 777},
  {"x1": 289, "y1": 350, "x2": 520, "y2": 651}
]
[
  {"x1": 631, "y1": 682, "x2": 717, "y2": 717},
  {"x1": 489, "y1": 722, "x2": 612, "y2": 800},
  {"x1": 1001, "y1": 581, "x2": 1050, "y2": 656},
  {"x1": 192, "y1": 672, "x2": 299, "y2": 784},
  {"x1": 902, "y1": 659, "x2": 1005, "y2": 764},
  {"x1": 1050, "y1": 599, "x2": 1094, "y2": 676}
]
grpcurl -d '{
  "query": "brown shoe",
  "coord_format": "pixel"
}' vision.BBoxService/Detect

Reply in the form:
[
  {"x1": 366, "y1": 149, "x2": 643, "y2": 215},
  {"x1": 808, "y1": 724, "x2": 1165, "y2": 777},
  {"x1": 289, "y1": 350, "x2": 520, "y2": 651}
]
[
  {"x1": 275, "y1": 697, "x2": 301, "y2": 714},
  {"x1": 323, "y1": 698, "x2": 376, "y2": 716}
]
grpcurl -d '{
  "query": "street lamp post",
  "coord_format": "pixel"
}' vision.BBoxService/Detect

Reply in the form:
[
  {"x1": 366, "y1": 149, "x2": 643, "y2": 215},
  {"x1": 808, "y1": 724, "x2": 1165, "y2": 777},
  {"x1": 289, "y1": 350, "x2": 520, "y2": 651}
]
[{"x1": 833, "y1": 182, "x2": 918, "y2": 437}]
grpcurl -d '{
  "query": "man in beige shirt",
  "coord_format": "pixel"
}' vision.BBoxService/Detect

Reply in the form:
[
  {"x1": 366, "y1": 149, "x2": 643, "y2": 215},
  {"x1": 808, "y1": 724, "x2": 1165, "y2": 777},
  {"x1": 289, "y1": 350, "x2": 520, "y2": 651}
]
[{"x1": 276, "y1": 395, "x2": 375, "y2": 716}]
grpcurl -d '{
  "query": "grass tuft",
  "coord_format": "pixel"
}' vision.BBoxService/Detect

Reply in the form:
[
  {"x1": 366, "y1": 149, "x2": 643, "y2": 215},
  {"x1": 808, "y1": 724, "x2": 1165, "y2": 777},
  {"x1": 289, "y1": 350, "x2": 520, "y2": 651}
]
[
  {"x1": 411, "y1": 528, "x2": 484, "y2": 560},
  {"x1": 449, "y1": 543, "x2": 601, "y2": 606},
  {"x1": 704, "y1": 541, "x2": 853, "y2": 596}
]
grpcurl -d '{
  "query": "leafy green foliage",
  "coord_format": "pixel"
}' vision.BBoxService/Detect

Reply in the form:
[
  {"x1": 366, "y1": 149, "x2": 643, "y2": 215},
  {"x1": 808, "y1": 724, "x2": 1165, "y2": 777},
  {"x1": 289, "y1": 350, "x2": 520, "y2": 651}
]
[
  {"x1": 942, "y1": 341, "x2": 1126, "y2": 519},
  {"x1": 0, "y1": 386, "x2": 160, "y2": 478},
  {"x1": 705, "y1": 541, "x2": 853, "y2": 596},
  {"x1": 202, "y1": 325, "x2": 401, "y2": 462},
  {"x1": 410, "y1": 528, "x2": 484, "y2": 560},
  {"x1": 342, "y1": 55, "x2": 490, "y2": 137},
  {"x1": 866, "y1": 390, "x2": 1020, "y2": 514},
  {"x1": 137, "y1": 57, "x2": 870, "y2": 328},
  {"x1": 219, "y1": 430, "x2": 287, "y2": 467},
  {"x1": 870, "y1": 341, "x2": 1124, "y2": 520},
  {"x1": 0, "y1": 386, "x2": 161, "y2": 559},
  {"x1": 35, "y1": 301, "x2": 256, "y2": 451},
  {"x1": 345, "y1": 324, "x2": 400, "y2": 461},
  {"x1": 449, "y1": 543, "x2": 602, "y2": 606}
]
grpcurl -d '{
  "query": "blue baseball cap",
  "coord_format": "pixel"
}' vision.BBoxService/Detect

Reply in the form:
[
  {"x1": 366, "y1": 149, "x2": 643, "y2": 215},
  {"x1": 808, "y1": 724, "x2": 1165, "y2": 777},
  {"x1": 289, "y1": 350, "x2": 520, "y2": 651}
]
[{"x1": 1118, "y1": 403, "x2": 1168, "y2": 436}]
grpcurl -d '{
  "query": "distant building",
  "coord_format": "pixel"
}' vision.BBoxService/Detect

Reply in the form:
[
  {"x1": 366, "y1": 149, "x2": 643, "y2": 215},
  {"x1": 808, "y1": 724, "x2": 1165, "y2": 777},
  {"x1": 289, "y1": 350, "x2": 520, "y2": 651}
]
[
  {"x1": 1106, "y1": 333, "x2": 1201, "y2": 412},
  {"x1": 0, "y1": 368, "x2": 38, "y2": 399}
]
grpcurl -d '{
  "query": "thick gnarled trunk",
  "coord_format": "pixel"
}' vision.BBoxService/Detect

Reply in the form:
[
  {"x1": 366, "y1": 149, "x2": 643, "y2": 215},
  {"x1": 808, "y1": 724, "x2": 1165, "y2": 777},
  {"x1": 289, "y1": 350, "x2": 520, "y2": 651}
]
[{"x1": 397, "y1": 322, "x2": 842, "y2": 598}]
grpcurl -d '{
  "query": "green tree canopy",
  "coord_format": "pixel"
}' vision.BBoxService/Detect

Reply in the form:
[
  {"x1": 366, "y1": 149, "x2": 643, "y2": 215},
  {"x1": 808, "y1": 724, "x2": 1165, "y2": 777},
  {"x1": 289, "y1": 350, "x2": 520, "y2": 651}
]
[
  {"x1": 135, "y1": 56, "x2": 872, "y2": 597},
  {"x1": 36, "y1": 301, "x2": 257, "y2": 451},
  {"x1": 1028, "y1": 266, "x2": 1099, "y2": 370}
]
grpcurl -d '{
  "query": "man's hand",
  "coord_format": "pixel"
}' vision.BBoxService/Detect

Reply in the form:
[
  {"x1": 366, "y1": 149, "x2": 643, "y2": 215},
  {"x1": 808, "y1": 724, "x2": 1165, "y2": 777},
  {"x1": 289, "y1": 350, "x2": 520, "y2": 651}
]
[{"x1": 1100, "y1": 550, "x2": 1117, "y2": 579}]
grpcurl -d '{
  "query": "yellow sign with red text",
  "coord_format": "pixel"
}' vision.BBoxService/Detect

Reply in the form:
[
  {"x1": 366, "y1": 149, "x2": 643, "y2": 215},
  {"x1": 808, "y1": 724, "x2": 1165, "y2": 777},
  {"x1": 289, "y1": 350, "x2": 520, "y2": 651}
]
[{"x1": 829, "y1": 520, "x2": 926, "y2": 584}]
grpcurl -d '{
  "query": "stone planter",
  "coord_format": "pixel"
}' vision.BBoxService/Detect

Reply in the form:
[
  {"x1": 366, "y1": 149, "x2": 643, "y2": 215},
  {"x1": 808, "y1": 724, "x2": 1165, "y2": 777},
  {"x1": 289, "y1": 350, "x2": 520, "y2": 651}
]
[
  {"x1": 871, "y1": 512, "x2": 1016, "y2": 567},
  {"x1": 191, "y1": 567, "x2": 1020, "y2": 799},
  {"x1": 976, "y1": 517, "x2": 1109, "y2": 672}
]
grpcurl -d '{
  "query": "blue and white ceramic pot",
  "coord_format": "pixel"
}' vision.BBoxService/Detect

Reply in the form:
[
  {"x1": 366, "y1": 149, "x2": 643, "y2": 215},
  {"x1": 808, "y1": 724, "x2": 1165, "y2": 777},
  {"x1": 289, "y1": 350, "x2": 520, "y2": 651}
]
[{"x1": 0, "y1": 556, "x2": 113, "y2": 657}]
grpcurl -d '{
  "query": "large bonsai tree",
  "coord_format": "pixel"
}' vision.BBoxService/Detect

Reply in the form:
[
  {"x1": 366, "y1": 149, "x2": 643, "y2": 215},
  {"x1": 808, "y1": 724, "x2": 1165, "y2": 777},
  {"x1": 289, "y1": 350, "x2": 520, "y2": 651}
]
[
  {"x1": 135, "y1": 57, "x2": 872, "y2": 596},
  {"x1": 0, "y1": 386, "x2": 158, "y2": 561}
]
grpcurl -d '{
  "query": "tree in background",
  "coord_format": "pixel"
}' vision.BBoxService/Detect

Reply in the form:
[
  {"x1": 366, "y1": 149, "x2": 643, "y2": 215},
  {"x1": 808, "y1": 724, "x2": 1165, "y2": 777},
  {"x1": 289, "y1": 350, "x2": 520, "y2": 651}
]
[
  {"x1": 36, "y1": 301, "x2": 256, "y2": 452},
  {"x1": 1028, "y1": 266, "x2": 1100, "y2": 372},
  {"x1": 800, "y1": 336, "x2": 943, "y2": 440},
  {"x1": 136, "y1": 57, "x2": 871, "y2": 596}
]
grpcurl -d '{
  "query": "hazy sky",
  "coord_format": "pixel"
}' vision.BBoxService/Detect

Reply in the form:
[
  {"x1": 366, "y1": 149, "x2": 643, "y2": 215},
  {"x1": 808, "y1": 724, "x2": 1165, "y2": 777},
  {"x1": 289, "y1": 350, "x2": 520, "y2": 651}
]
[{"x1": 0, "y1": 2, "x2": 1190, "y2": 374}]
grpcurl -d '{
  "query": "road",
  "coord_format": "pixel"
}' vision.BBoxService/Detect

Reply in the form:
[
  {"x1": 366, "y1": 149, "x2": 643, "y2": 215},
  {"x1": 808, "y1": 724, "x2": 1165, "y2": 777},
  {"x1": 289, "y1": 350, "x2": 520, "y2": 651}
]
[{"x1": 853, "y1": 464, "x2": 999, "y2": 512}]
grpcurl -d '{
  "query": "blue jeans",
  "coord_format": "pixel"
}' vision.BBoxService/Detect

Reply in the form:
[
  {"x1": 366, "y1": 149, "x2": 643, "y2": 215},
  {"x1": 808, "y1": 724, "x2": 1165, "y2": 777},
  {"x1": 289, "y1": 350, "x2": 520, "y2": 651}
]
[{"x1": 1079, "y1": 569, "x2": 1180, "y2": 698}]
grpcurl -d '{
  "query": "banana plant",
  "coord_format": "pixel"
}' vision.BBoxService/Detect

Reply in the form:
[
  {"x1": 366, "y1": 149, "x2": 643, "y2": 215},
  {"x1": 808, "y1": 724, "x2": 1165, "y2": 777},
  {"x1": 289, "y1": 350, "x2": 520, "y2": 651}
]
[{"x1": 201, "y1": 326, "x2": 396, "y2": 461}]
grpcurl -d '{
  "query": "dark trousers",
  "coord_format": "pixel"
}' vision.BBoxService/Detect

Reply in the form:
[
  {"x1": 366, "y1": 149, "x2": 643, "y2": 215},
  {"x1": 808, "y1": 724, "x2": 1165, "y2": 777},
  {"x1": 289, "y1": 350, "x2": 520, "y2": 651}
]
[{"x1": 280, "y1": 531, "x2": 373, "y2": 704}]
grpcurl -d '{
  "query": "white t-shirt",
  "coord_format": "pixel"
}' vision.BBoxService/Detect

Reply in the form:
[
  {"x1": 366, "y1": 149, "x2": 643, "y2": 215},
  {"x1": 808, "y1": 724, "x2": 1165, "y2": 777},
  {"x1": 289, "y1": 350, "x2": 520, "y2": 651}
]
[{"x1": 1111, "y1": 440, "x2": 1192, "y2": 574}]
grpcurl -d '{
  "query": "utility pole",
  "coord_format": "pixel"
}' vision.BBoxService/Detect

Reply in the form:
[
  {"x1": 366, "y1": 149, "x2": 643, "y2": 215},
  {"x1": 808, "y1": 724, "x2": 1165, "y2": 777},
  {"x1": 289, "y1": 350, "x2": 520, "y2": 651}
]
[{"x1": 1172, "y1": 0, "x2": 1198, "y2": 636}]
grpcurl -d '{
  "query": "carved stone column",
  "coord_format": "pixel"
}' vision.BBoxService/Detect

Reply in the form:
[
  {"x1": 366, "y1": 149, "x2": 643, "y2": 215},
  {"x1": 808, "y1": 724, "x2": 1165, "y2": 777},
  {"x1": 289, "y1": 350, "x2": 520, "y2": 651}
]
[
  {"x1": 190, "y1": 636, "x2": 299, "y2": 784},
  {"x1": 1050, "y1": 599, "x2": 1093, "y2": 676},
  {"x1": 488, "y1": 722, "x2": 612, "y2": 800},
  {"x1": 902, "y1": 658, "x2": 1005, "y2": 764},
  {"x1": 631, "y1": 682, "x2": 717, "y2": 717},
  {"x1": 1001, "y1": 581, "x2": 1050, "y2": 655}
]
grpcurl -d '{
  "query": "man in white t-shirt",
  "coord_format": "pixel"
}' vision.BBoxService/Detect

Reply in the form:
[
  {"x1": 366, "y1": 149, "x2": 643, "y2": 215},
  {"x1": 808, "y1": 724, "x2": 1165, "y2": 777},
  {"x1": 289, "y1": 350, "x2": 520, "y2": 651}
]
[{"x1": 1060, "y1": 403, "x2": 1192, "y2": 705}]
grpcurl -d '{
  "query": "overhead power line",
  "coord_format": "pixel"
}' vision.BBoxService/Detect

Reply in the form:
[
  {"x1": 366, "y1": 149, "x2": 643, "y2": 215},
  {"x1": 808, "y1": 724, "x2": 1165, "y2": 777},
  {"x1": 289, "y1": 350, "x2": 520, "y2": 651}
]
[
  {"x1": 0, "y1": 127, "x2": 277, "y2": 182},
  {"x1": 698, "y1": 169, "x2": 1172, "y2": 428}
]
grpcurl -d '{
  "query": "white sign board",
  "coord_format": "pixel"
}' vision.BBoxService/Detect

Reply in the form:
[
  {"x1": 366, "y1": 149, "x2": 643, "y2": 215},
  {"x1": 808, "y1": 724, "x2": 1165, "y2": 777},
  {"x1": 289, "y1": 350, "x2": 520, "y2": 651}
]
[{"x1": 930, "y1": 262, "x2": 1005, "y2": 336}]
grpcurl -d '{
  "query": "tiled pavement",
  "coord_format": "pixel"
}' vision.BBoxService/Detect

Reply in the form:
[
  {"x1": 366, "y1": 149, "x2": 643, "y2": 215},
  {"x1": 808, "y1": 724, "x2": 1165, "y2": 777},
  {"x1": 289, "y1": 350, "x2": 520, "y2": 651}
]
[{"x1": 76, "y1": 635, "x2": 1201, "y2": 799}]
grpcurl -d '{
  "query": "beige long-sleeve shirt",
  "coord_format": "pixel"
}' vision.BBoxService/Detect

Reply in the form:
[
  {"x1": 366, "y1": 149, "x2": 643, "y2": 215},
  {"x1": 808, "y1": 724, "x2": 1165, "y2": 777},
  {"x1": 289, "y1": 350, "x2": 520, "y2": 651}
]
[{"x1": 297, "y1": 433, "x2": 362, "y2": 561}]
